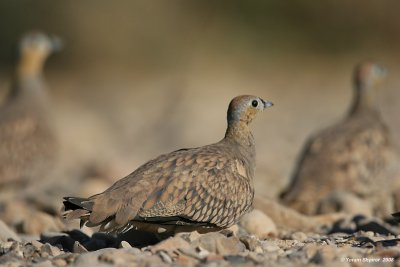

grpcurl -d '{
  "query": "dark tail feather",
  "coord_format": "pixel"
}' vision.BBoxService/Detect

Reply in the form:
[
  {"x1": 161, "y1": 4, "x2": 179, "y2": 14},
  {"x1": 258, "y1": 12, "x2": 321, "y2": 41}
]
[
  {"x1": 63, "y1": 196, "x2": 119, "y2": 231},
  {"x1": 63, "y1": 197, "x2": 94, "y2": 211},
  {"x1": 62, "y1": 197, "x2": 95, "y2": 228}
]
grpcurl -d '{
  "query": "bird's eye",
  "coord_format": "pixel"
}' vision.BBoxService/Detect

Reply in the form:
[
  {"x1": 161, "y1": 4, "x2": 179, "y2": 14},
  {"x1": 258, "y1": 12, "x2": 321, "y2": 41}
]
[{"x1": 251, "y1": 100, "x2": 258, "y2": 107}]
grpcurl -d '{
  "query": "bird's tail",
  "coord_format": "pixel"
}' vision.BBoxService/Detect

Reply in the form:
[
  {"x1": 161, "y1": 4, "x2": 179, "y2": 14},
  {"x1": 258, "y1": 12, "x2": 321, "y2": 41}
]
[{"x1": 62, "y1": 197, "x2": 94, "y2": 228}]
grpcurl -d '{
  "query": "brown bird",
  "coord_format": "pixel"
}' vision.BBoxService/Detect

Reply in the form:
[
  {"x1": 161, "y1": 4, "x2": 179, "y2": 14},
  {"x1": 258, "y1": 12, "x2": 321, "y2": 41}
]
[
  {"x1": 63, "y1": 95, "x2": 273, "y2": 234},
  {"x1": 281, "y1": 62, "x2": 399, "y2": 217},
  {"x1": 0, "y1": 32, "x2": 62, "y2": 189}
]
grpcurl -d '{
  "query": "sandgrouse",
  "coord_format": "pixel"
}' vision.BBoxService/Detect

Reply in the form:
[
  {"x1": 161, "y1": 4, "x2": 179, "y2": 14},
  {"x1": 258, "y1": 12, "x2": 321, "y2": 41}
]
[
  {"x1": 63, "y1": 95, "x2": 273, "y2": 234},
  {"x1": 281, "y1": 62, "x2": 399, "y2": 217},
  {"x1": 0, "y1": 32, "x2": 61, "y2": 188}
]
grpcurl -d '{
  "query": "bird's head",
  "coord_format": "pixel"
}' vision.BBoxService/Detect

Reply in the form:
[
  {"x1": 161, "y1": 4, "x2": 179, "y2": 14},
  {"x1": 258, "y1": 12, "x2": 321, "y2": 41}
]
[
  {"x1": 350, "y1": 61, "x2": 387, "y2": 114},
  {"x1": 227, "y1": 95, "x2": 273, "y2": 125},
  {"x1": 19, "y1": 31, "x2": 63, "y2": 58},
  {"x1": 354, "y1": 61, "x2": 387, "y2": 93}
]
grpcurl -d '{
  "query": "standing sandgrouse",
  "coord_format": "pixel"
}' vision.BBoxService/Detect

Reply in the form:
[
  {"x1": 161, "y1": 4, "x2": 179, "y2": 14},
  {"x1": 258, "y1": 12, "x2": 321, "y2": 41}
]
[
  {"x1": 63, "y1": 95, "x2": 273, "y2": 234},
  {"x1": 281, "y1": 62, "x2": 399, "y2": 217},
  {"x1": 0, "y1": 32, "x2": 61, "y2": 188}
]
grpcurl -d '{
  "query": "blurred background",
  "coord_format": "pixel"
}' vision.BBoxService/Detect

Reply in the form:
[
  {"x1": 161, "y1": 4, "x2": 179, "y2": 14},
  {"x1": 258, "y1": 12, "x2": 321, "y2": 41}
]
[{"x1": 1, "y1": 0, "x2": 399, "y2": 199}]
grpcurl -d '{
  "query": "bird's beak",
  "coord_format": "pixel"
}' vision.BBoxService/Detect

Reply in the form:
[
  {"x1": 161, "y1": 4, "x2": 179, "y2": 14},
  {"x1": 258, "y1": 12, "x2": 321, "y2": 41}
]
[
  {"x1": 50, "y1": 35, "x2": 64, "y2": 52},
  {"x1": 261, "y1": 99, "x2": 274, "y2": 109}
]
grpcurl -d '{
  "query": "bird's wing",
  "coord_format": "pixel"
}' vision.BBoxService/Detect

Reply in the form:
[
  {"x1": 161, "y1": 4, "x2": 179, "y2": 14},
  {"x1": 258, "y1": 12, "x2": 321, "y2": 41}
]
[{"x1": 137, "y1": 147, "x2": 253, "y2": 228}]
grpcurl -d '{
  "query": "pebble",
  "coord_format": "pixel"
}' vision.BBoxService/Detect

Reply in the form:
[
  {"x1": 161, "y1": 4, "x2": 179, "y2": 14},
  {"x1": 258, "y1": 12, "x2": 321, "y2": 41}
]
[
  {"x1": 74, "y1": 253, "x2": 100, "y2": 266},
  {"x1": 254, "y1": 246, "x2": 263, "y2": 254},
  {"x1": 291, "y1": 231, "x2": 308, "y2": 242},
  {"x1": 303, "y1": 243, "x2": 318, "y2": 259},
  {"x1": 0, "y1": 241, "x2": 14, "y2": 252},
  {"x1": 187, "y1": 231, "x2": 202, "y2": 242},
  {"x1": 42, "y1": 243, "x2": 61, "y2": 257},
  {"x1": 31, "y1": 240, "x2": 44, "y2": 250},
  {"x1": 31, "y1": 260, "x2": 54, "y2": 267},
  {"x1": 239, "y1": 235, "x2": 260, "y2": 251},
  {"x1": 364, "y1": 231, "x2": 375, "y2": 238},
  {"x1": 149, "y1": 235, "x2": 191, "y2": 255},
  {"x1": 0, "y1": 220, "x2": 21, "y2": 242},
  {"x1": 73, "y1": 241, "x2": 88, "y2": 253},
  {"x1": 247, "y1": 251, "x2": 265, "y2": 263},
  {"x1": 178, "y1": 246, "x2": 204, "y2": 260},
  {"x1": 175, "y1": 253, "x2": 197, "y2": 266},
  {"x1": 120, "y1": 240, "x2": 132, "y2": 248},
  {"x1": 52, "y1": 257, "x2": 67, "y2": 267},
  {"x1": 216, "y1": 236, "x2": 246, "y2": 255},
  {"x1": 263, "y1": 244, "x2": 280, "y2": 253},
  {"x1": 192, "y1": 232, "x2": 246, "y2": 256},
  {"x1": 197, "y1": 246, "x2": 210, "y2": 258},
  {"x1": 158, "y1": 250, "x2": 173, "y2": 263},
  {"x1": 22, "y1": 211, "x2": 65, "y2": 235},
  {"x1": 98, "y1": 248, "x2": 138, "y2": 265},
  {"x1": 239, "y1": 209, "x2": 277, "y2": 239},
  {"x1": 73, "y1": 248, "x2": 114, "y2": 266}
]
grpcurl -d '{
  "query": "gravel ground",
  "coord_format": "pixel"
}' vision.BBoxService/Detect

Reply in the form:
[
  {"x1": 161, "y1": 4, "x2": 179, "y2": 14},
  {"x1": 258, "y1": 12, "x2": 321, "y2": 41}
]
[{"x1": 1, "y1": 203, "x2": 400, "y2": 267}]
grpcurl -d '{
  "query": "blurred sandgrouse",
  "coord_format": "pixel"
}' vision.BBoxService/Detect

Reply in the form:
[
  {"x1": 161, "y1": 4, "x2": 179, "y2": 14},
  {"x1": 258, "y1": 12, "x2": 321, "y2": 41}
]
[
  {"x1": 0, "y1": 32, "x2": 61, "y2": 188},
  {"x1": 281, "y1": 62, "x2": 399, "y2": 217},
  {"x1": 63, "y1": 95, "x2": 273, "y2": 234}
]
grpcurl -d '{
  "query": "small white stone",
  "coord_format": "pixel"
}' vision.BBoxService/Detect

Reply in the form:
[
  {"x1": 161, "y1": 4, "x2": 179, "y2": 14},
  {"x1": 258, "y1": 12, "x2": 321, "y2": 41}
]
[
  {"x1": 157, "y1": 227, "x2": 167, "y2": 233},
  {"x1": 264, "y1": 244, "x2": 280, "y2": 253},
  {"x1": 364, "y1": 231, "x2": 374, "y2": 238},
  {"x1": 120, "y1": 241, "x2": 132, "y2": 249},
  {"x1": 254, "y1": 246, "x2": 263, "y2": 254},
  {"x1": 291, "y1": 232, "x2": 308, "y2": 242},
  {"x1": 239, "y1": 209, "x2": 277, "y2": 239}
]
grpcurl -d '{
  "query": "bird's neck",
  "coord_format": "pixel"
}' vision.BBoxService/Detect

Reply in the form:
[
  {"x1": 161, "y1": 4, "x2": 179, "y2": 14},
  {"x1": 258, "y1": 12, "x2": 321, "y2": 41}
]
[
  {"x1": 16, "y1": 52, "x2": 46, "y2": 79},
  {"x1": 9, "y1": 59, "x2": 48, "y2": 105},
  {"x1": 224, "y1": 121, "x2": 255, "y2": 148},
  {"x1": 224, "y1": 121, "x2": 256, "y2": 176},
  {"x1": 348, "y1": 86, "x2": 378, "y2": 116}
]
